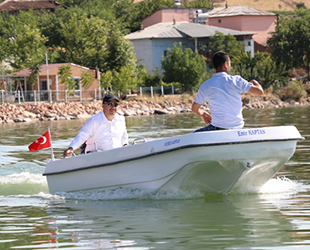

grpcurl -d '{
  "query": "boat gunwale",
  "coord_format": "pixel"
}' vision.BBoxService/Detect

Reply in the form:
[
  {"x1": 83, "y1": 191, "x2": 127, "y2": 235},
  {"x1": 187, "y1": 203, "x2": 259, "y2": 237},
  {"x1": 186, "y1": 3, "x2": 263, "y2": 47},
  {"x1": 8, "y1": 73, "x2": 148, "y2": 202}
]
[{"x1": 43, "y1": 137, "x2": 304, "y2": 176}]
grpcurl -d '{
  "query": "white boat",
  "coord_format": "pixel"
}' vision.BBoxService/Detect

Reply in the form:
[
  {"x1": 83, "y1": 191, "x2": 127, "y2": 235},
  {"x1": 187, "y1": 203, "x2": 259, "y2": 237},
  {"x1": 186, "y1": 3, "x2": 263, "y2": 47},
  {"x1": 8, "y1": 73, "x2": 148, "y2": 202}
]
[{"x1": 43, "y1": 126, "x2": 304, "y2": 195}]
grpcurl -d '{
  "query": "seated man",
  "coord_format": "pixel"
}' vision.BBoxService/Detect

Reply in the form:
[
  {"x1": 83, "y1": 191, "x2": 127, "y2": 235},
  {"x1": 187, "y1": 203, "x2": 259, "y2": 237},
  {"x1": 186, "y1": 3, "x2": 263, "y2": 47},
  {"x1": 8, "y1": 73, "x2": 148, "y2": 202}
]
[
  {"x1": 63, "y1": 93, "x2": 128, "y2": 157},
  {"x1": 191, "y1": 51, "x2": 264, "y2": 132}
]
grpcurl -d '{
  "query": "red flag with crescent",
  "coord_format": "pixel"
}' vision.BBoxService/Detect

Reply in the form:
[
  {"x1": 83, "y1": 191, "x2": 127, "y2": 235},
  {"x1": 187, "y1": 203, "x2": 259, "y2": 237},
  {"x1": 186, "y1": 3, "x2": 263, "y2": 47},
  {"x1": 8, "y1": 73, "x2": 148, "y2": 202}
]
[{"x1": 28, "y1": 131, "x2": 51, "y2": 151}]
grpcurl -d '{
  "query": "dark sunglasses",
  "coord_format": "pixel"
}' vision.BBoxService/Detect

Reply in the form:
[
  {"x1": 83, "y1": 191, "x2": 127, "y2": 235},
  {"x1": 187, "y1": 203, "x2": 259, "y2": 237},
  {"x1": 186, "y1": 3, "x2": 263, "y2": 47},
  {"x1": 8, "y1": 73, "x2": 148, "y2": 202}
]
[{"x1": 107, "y1": 102, "x2": 119, "y2": 107}]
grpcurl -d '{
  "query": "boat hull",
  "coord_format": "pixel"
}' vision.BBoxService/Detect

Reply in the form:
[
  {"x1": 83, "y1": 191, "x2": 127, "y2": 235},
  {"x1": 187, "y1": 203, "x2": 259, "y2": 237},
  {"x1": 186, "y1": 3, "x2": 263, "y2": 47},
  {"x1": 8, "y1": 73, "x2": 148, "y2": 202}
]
[{"x1": 44, "y1": 126, "x2": 303, "y2": 195}]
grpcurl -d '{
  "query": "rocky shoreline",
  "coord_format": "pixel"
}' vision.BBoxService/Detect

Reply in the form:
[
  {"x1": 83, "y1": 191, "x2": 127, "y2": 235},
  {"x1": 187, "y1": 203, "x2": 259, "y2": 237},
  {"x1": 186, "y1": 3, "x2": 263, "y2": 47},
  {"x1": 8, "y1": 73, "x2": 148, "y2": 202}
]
[{"x1": 1, "y1": 95, "x2": 310, "y2": 124}]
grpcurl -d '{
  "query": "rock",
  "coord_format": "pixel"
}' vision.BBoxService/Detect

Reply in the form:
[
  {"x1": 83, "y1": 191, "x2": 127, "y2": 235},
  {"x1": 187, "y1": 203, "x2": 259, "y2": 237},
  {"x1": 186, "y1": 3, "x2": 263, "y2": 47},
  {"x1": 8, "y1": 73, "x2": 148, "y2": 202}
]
[
  {"x1": 0, "y1": 94, "x2": 309, "y2": 123},
  {"x1": 13, "y1": 116, "x2": 25, "y2": 122},
  {"x1": 44, "y1": 112, "x2": 55, "y2": 118},
  {"x1": 23, "y1": 111, "x2": 36, "y2": 118},
  {"x1": 242, "y1": 97, "x2": 250, "y2": 105},
  {"x1": 166, "y1": 107, "x2": 177, "y2": 112},
  {"x1": 154, "y1": 109, "x2": 168, "y2": 114},
  {"x1": 123, "y1": 109, "x2": 137, "y2": 116},
  {"x1": 24, "y1": 118, "x2": 32, "y2": 122},
  {"x1": 130, "y1": 104, "x2": 141, "y2": 109}
]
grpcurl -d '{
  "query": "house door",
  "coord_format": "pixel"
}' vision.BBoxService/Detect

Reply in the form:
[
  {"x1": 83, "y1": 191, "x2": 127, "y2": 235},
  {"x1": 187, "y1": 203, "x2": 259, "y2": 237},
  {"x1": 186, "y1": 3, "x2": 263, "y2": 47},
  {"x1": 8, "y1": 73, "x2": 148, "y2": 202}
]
[{"x1": 40, "y1": 80, "x2": 48, "y2": 101}]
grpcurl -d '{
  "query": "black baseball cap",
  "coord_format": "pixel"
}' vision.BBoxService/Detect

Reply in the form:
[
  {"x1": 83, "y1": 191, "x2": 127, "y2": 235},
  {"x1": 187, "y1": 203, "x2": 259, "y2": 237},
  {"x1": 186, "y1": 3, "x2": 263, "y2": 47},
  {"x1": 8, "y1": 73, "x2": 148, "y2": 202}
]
[{"x1": 103, "y1": 93, "x2": 119, "y2": 103}]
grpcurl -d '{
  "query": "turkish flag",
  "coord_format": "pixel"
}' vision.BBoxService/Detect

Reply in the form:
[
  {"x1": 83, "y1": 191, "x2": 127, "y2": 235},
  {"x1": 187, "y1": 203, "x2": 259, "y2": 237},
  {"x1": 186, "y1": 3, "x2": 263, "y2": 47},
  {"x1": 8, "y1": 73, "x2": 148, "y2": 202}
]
[{"x1": 28, "y1": 131, "x2": 51, "y2": 151}]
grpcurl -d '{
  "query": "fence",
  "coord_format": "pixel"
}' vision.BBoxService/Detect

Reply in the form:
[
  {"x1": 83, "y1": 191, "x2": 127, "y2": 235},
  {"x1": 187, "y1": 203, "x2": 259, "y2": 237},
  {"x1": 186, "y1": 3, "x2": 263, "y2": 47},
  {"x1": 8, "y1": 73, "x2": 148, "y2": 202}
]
[
  {"x1": 0, "y1": 89, "x2": 99, "y2": 104},
  {"x1": 0, "y1": 85, "x2": 180, "y2": 104}
]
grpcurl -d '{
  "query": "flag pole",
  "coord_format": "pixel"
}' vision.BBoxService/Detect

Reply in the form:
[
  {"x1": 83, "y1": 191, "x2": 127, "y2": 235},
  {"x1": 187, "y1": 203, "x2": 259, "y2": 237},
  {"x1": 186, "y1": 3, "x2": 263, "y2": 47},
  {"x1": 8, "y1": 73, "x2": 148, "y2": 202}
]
[{"x1": 48, "y1": 127, "x2": 55, "y2": 161}]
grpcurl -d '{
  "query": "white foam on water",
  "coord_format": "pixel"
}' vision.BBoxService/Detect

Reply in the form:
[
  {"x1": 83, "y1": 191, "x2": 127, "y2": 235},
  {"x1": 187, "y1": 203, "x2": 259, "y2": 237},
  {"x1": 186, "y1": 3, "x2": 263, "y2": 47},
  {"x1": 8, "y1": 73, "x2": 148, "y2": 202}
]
[
  {"x1": 0, "y1": 171, "x2": 47, "y2": 185},
  {"x1": 0, "y1": 192, "x2": 65, "y2": 207},
  {"x1": 231, "y1": 176, "x2": 303, "y2": 195},
  {"x1": 259, "y1": 176, "x2": 301, "y2": 194},
  {"x1": 0, "y1": 160, "x2": 306, "y2": 201},
  {"x1": 0, "y1": 162, "x2": 49, "y2": 196},
  {"x1": 57, "y1": 187, "x2": 204, "y2": 201},
  {"x1": 51, "y1": 177, "x2": 306, "y2": 201}
]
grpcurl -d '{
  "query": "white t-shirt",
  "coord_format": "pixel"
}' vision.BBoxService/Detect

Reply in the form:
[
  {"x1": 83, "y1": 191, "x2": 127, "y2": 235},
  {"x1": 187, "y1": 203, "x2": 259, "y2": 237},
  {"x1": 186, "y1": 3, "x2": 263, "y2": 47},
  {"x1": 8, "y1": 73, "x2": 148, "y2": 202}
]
[
  {"x1": 69, "y1": 111, "x2": 128, "y2": 152},
  {"x1": 194, "y1": 72, "x2": 252, "y2": 129}
]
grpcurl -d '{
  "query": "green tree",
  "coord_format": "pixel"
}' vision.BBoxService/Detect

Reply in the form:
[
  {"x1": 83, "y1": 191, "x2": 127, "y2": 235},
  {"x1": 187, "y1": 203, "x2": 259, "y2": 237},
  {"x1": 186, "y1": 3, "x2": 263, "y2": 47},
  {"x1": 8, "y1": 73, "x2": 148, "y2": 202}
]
[
  {"x1": 0, "y1": 12, "x2": 14, "y2": 63},
  {"x1": 255, "y1": 52, "x2": 287, "y2": 89},
  {"x1": 182, "y1": 0, "x2": 211, "y2": 8},
  {"x1": 0, "y1": 11, "x2": 47, "y2": 71},
  {"x1": 58, "y1": 65, "x2": 75, "y2": 93},
  {"x1": 207, "y1": 31, "x2": 245, "y2": 67},
  {"x1": 296, "y1": 2, "x2": 306, "y2": 9},
  {"x1": 101, "y1": 70, "x2": 113, "y2": 90},
  {"x1": 37, "y1": 10, "x2": 64, "y2": 49},
  {"x1": 112, "y1": 66, "x2": 138, "y2": 95},
  {"x1": 57, "y1": 14, "x2": 109, "y2": 70},
  {"x1": 232, "y1": 52, "x2": 287, "y2": 89},
  {"x1": 112, "y1": 0, "x2": 139, "y2": 32},
  {"x1": 161, "y1": 42, "x2": 207, "y2": 92},
  {"x1": 0, "y1": 36, "x2": 9, "y2": 64},
  {"x1": 58, "y1": 0, "x2": 116, "y2": 20},
  {"x1": 9, "y1": 24, "x2": 47, "y2": 71},
  {"x1": 103, "y1": 25, "x2": 137, "y2": 74},
  {"x1": 28, "y1": 63, "x2": 41, "y2": 86},
  {"x1": 232, "y1": 52, "x2": 258, "y2": 80},
  {"x1": 135, "y1": 64, "x2": 153, "y2": 87},
  {"x1": 80, "y1": 71, "x2": 94, "y2": 87},
  {"x1": 268, "y1": 8, "x2": 310, "y2": 78}
]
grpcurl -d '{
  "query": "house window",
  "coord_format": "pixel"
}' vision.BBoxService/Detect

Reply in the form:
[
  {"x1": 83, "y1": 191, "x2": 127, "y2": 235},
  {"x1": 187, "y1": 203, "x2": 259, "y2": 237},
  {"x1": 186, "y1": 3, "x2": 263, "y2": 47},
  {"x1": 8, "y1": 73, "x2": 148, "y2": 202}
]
[
  {"x1": 218, "y1": 19, "x2": 221, "y2": 23},
  {"x1": 41, "y1": 80, "x2": 48, "y2": 91},
  {"x1": 71, "y1": 78, "x2": 81, "y2": 90}
]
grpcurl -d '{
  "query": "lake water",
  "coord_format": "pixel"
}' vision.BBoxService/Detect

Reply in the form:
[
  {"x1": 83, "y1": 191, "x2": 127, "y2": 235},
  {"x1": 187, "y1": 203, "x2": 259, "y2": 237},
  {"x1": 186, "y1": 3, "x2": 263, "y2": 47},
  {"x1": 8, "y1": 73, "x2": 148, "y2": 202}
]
[{"x1": 0, "y1": 106, "x2": 310, "y2": 249}]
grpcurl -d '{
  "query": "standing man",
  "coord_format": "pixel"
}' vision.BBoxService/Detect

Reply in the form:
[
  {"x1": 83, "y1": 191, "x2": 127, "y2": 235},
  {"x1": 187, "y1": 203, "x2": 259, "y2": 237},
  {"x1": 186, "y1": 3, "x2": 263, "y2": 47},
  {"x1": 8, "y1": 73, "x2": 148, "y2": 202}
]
[
  {"x1": 63, "y1": 93, "x2": 128, "y2": 157},
  {"x1": 192, "y1": 51, "x2": 264, "y2": 132}
]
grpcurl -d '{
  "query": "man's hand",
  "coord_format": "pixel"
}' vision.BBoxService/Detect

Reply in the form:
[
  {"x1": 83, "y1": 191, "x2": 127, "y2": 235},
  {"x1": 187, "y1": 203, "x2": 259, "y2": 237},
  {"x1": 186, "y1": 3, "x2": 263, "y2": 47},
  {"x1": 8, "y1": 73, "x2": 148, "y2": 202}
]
[
  {"x1": 201, "y1": 112, "x2": 212, "y2": 125},
  {"x1": 63, "y1": 147, "x2": 74, "y2": 158},
  {"x1": 192, "y1": 102, "x2": 212, "y2": 125},
  {"x1": 248, "y1": 79, "x2": 264, "y2": 95}
]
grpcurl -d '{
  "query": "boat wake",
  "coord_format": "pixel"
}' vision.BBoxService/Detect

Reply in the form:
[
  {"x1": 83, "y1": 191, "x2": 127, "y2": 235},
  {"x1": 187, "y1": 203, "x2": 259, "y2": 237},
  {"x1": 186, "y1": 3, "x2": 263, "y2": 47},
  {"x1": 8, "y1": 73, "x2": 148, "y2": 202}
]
[
  {"x1": 0, "y1": 162, "x2": 48, "y2": 195},
  {"x1": 259, "y1": 176, "x2": 301, "y2": 194},
  {"x1": 0, "y1": 162, "x2": 303, "y2": 200},
  {"x1": 56, "y1": 187, "x2": 206, "y2": 201},
  {"x1": 55, "y1": 176, "x2": 302, "y2": 201},
  {"x1": 232, "y1": 175, "x2": 301, "y2": 195}
]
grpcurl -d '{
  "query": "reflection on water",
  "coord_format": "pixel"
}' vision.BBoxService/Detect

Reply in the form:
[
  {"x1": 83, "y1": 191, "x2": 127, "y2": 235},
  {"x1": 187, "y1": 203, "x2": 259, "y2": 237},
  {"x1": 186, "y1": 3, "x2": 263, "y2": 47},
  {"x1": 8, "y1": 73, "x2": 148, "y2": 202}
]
[
  {"x1": 0, "y1": 106, "x2": 310, "y2": 249},
  {"x1": 0, "y1": 188, "x2": 309, "y2": 249}
]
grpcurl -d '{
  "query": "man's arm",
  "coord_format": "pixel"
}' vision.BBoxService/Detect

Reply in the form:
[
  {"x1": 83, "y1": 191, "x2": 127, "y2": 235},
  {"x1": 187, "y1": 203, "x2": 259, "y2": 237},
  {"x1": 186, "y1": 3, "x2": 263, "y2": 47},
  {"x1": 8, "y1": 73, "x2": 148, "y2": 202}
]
[
  {"x1": 63, "y1": 118, "x2": 94, "y2": 157},
  {"x1": 191, "y1": 102, "x2": 212, "y2": 125},
  {"x1": 247, "y1": 80, "x2": 264, "y2": 95}
]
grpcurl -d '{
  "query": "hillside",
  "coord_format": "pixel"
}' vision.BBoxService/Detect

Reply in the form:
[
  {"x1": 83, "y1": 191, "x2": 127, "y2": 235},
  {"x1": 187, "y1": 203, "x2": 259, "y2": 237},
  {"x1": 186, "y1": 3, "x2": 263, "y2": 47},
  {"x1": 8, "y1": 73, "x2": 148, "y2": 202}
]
[{"x1": 213, "y1": 0, "x2": 310, "y2": 11}]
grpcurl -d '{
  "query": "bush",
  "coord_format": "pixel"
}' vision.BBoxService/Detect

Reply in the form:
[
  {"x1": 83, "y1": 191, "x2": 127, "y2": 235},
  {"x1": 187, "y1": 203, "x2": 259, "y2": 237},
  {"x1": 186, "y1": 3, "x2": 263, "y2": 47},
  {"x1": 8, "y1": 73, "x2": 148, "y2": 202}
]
[
  {"x1": 288, "y1": 68, "x2": 307, "y2": 78},
  {"x1": 278, "y1": 80, "x2": 307, "y2": 101}
]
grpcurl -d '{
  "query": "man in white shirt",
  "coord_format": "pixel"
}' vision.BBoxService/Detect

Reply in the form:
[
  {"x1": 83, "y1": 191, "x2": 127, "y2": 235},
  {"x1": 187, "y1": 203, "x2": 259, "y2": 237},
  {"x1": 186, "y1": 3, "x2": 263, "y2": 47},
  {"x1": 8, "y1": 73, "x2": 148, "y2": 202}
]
[
  {"x1": 192, "y1": 51, "x2": 264, "y2": 131},
  {"x1": 63, "y1": 93, "x2": 128, "y2": 157}
]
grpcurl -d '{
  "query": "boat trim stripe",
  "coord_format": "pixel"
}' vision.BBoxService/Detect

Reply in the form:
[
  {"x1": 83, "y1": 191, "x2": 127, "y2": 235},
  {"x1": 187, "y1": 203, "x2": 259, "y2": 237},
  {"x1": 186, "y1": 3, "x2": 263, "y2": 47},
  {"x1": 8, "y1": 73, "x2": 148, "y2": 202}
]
[{"x1": 43, "y1": 137, "x2": 303, "y2": 176}]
